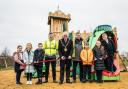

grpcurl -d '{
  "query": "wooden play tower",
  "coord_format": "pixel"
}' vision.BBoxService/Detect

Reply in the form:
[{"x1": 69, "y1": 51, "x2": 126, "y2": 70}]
[{"x1": 48, "y1": 8, "x2": 71, "y2": 40}]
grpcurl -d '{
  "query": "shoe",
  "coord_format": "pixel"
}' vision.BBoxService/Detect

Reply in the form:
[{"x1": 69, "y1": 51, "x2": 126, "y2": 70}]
[
  {"x1": 53, "y1": 80, "x2": 58, "y2": 83},
  {"x1": 89, "y1": 79, "x2": 93, "y2": 83},
  {"x1": 66, "y1": 79, "x2": 72, "y2": 83},
  {"x1": 43, "y1": 80, "x2": 48, "y2": 83},
  {"x1": 99, "y1": 80, "x2": 103, "y2": 83},
  {"x1": 29, "y1": 81, "x2": 32, "y2": 85},
  {"x1": 16, "y1": 82, "x2": 22, "y2": 85},
  {"x1": 26, "y1": 81, "x2": 29, "y2": 85},
  {"x1": 72, "y1": 80, "x2": 76, "y2": 83},
  {"x1": 35, "y1": 79, "x2": 42, "y2": 84},
  {"x1": 59, "y1": 81, "x2": 63, "y2": 85},
  {"x1": 82, "y1": 79, "x2": 87, "y2": 83}
]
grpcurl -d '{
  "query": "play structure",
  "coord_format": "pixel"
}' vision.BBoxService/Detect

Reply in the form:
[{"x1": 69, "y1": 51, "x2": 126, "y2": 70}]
[
  {"x1": 69, "y1": 25, "x2": 120, "y2": 81},
  {"x1": 88, "y1": 25, "x2": 120, "y2": 81}
]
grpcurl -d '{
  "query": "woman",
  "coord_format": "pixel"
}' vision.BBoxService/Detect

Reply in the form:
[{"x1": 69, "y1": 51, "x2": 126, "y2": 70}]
[
  {"x1": 23, "y1": 43, "x2": 34, "y2": 85},
  {"x1": 13, "y1": 45, "x2": 25, "y2": 85},
  {"x1": 93, "y1": 41, "x2": 106, "y2": 83}
]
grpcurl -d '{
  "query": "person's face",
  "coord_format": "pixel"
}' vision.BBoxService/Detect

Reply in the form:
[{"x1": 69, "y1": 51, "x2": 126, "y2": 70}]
[
  {"x1": 63, "y1": 34, "x2": 68, "y2": 39},
  {"x1": 49, "y1": 34, "x2": 53, "y2": 39},
  {"x1": 17, "y1": 47, "x2": 22, "y2": 52},
  {"x1": 26, "y1": 44, "x2": 32, "y2": 50},
  {"x1": 96, "y1": 41, "x2": 101, "y2": 47},
  {"x1": 84, "y1": 44, "x2": 89, "y2": 49},
  {"x1": 76, "y1": 33, "x2": 81, "y2": 39},
  {"x1": 38, "y1": 44, "x2": 43, "y2": 49},
  {"x1": 102, "y1": 34, "x2": 108, "y2": 40}
]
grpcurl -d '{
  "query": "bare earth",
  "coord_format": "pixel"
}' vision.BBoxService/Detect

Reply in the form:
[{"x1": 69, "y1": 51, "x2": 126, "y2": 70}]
[{"x1": 0, "y1": 70, "x2": 128, "y2": 89}]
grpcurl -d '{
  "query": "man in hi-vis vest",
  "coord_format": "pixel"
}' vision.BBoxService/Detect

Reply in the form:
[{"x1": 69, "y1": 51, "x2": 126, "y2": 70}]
[{"x1": 43, "y1": 32, "x2": 58, "y2": 83}]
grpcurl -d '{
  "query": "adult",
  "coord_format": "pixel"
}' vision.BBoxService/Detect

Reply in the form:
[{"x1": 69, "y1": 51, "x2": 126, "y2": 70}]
[
  {"x1": 43, "y1": 32, "x2": 58, "y2": 83},
  {"x1": 93, "y1": 41, "x2": 106, "y2": 83},
  {"x1": 72, "y1": 32, "x2": 83, "y2": 83},
  {"x1": 58, "y1": 32, "x2": 73, "y2": 84},
  {"x1": 101, "y1": 33, "x2": 116, "y2": 72}
]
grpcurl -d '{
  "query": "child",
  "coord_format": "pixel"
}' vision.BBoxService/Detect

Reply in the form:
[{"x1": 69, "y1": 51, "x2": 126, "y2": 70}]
[
  {"x1": 93, "y1": 41, "x2": 106, "y2": 83},
  {"x1": 33, "y1": 43, "x2": 45, "y2": 84},
  {"x1": 80, "y1": 42, "x2": 93, "y2": 83},
  {"x1": 23, "y1": 43, "x2": 34, "y2": 85},
  {"x1": 13, "y1": 45, "x2": 25, "y2": 85}
]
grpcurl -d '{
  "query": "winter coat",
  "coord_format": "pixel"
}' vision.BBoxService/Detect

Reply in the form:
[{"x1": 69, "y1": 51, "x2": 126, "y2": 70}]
[
  {"x1": 23, "y1": 50, "x2": 35, "y2": 73},
  {"x1": 80, "y1": 48, "x2": 93, "y2": 65},
  {"x1": 93, "y1": 46, "x2": 105, "y2": 70},
  {"x1": 13, "y1": 52, "x2": 24, "y2": 72},
  {"x1": 72, "y1": 38, "x2": 83, "y2": 61}
]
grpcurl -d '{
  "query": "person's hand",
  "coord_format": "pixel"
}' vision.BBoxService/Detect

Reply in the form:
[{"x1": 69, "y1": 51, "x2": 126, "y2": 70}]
[
  {"x1": 34, "y1": 61, "x2": 38, "y2": 63},
  {"x1": 21, "y1": 63, "x2": 26, "y2": 66},
  {"x1": 94, "y1": 58, "x2": 97, "y2": 61},
  {"x1": 99, "y1": 58, "x2": 102, "y2": 60},
  {"x1": 68, "y1": 56, "x2": 72, "y2": 59},
  {"x1": 61, "y1": 56, "x2": 65, "y2": 60},
  {"x1": 114, "y1": 53, "x2": 116, "y2": 59}
]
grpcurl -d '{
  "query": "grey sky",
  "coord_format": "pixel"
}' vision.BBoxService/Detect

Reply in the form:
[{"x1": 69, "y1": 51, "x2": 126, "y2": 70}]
[{"x1": 0, "y1": 0, "x2": 128, "y2": 55}]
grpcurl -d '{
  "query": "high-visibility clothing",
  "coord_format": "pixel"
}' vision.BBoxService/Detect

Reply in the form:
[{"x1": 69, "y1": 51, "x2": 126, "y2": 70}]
[
  {"x1": 43, "y1": 39, "x2": 58, "y2": 55},
  {"x1": 80, "y1": 48, "x2": 93, "y2": 65}
]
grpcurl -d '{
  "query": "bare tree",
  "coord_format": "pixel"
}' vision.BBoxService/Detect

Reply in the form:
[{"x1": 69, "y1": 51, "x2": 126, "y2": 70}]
[{"x1": 1, "y1": 47, "x2": 10, "y2": 68}]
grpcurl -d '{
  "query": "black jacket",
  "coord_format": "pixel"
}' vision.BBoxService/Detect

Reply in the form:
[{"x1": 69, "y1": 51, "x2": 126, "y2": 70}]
[
  {"x1": 101, "y1": 38, "x2": 116, "y2": 56},
  {"x1": 33, "y1": 49, "x2": 45, "y2": 62},
  {"x1": 93, "y1": 46, "x2": 105, "y2": 70},
  {"x1": 58, "y1": 38, "x2": 73, "y2": 58}
]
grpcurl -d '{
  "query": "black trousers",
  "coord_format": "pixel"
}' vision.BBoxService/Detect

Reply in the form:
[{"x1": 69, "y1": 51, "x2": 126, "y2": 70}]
[
  {"x1": 95, "y1": 70, "x2": 103, "y2": 81},
  {"x1": 72, "y1": 61, "x2": 83, "y2": 81},
  {"x1": 60, "y1": 59, "x2": 71, "y2": 82},
  {"x1": 45, "y1": 57, "x2": 56, "y2": 81},
  {"x1": 34, "y1": 63, "x2": 43, "y2": 78},
  {"x1": 16, "y1": 69, "x2": 23, "y2": 83},
  {"x1": 105, "y1": 55, "x2": 116, "y2": 72},
  {"x1": 83, "y1": 65, "x2": 91, "y2": 80},
  {"x1": 26, "y1": 73, "x2": 32, "y2": 81}
]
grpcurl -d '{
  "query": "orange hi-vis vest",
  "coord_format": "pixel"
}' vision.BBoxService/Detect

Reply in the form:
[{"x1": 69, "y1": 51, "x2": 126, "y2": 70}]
[{"x1": 80, "y1": 48, "x2": 93, "y2": 65}]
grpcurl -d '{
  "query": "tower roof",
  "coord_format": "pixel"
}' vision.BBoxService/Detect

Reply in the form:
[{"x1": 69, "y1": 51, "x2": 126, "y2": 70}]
[{"x1": 48, "y1": 10, "x2": 71, "y2": 25}]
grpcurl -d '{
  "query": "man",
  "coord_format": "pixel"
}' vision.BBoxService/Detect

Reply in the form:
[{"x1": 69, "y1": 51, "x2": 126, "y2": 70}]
[
  {"x1": 43, "y1": 32, "x2": 58, "y2": 83},
  {"x1": 58, "y1": 32, "x2": 73, "y2": 84},
  {"x1": 101, "y1": 33, "x2": 117, "y2": 72},
  {"x1": 33, "y1": 43, "x2": 45, "y2": 84},
  {"x1": 72, "y1": 32, "x2": 83, "y2": 83}
]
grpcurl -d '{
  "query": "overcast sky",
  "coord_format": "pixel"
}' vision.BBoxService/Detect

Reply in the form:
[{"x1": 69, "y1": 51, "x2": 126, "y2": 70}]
[{"x1": 0, "y1": 0, "x2": 128, "y2": 55}]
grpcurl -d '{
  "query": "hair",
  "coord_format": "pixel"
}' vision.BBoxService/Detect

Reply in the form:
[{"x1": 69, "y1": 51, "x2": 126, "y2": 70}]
[
  {"x1": 102, "y1": 33, "x2": 108, "y2": 36},
  {"x1": 84, "y1": 41, "x2": 89, "y2": 46},
  {"x1": 38, "y1": 43, "x2": 42, "y2": 46},
  {"x1": 62, "y1": 31, "x2": 68, "y2": 38},
  {"x1": 25, "y1": 43, "x2": 32, "y2": 50},
  {"x1": 76, "y1": 31, "x2": 81, "y2": 35},
  {"x1": 49, "y1": 32, "x2": 53, "y2": 35},
  {"x1": 17, "y1": 45, "x2": 22, "y2": 49}
]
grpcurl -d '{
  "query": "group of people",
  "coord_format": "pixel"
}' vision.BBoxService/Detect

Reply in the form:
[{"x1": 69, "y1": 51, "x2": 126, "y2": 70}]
[{"x1": 13, "y1": 31, "x2": 117, "y2": 85}]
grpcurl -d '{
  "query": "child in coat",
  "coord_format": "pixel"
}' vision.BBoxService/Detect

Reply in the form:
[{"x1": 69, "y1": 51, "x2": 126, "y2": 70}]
[
  {"x1": 23, "y1": 43, "x2": 34, "y2": 85},
  {"x1": 80, "y1": 42, "x2": 93, "y2": 83}
]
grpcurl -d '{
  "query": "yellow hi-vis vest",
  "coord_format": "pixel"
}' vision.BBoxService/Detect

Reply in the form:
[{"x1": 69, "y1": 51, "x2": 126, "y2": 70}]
[{"x1": 43, "y1": 39, "x2": 58, "y2": 55}]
